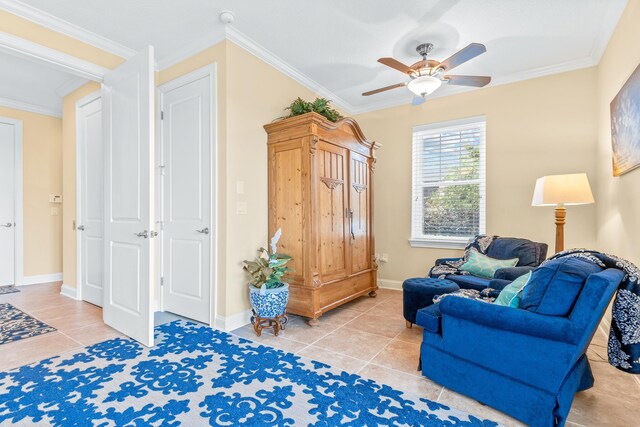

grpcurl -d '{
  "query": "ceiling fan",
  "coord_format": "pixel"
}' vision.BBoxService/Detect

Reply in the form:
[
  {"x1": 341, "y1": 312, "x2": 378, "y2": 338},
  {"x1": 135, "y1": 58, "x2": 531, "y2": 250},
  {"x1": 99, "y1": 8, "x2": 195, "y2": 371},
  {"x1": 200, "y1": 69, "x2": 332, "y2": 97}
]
[{"x1": 362, "y1": 42, "x2": 491, "y2": 105}]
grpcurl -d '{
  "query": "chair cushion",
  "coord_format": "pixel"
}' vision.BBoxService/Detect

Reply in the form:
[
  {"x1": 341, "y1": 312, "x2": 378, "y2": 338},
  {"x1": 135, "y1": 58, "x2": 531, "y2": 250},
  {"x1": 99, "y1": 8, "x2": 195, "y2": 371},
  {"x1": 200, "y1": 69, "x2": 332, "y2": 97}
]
[
  {"x1": 416, "y1": 303, "x2": 442, "y2": 333},
  {"x1": 446, "y1": 274, "x2": 492, "y2": 291},
  {"x1": 494, "y1": 272, "x2": 532, "y2": 308},
  {"x1": 486, "y1": 237, "x2": 544, "y2": 267},
  {"x1": 521, "y1": 257, "x2": 603, "y2": 316},
  {"x1": 460, "y1": 249, "x2": 519, "y2": 279}
]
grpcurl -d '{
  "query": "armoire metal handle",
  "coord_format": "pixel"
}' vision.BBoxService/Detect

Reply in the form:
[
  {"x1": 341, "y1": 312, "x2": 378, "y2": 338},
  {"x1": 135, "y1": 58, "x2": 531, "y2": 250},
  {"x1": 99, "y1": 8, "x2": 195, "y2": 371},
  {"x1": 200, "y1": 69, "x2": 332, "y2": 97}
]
[
  {"x1": 196, "y1": 227, "x2": 210, "y2": 235},
  {"x1": 1, "y1": 222, "x2": 12, "y2": 228},
  {"x1": 349, "y1": 210, "x2": 355, "y2": 239},
  {"x1": 77, "y1": 225, "x2": 85, "y2": 231}
]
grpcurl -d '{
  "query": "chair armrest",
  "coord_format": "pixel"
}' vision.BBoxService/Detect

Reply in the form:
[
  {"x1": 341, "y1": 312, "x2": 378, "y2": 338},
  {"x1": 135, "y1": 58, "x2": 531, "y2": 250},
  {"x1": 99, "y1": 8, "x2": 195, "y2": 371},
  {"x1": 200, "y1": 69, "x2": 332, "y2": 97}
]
[
  {"x1": 488, "y1": 278, "x2": 512, "y2": 291},
  {"x1": 494, "y1": 266, "x2": 534, "y2": 281},
  {"x1": 435, "y1": 257, "x2": 463, "y2": 266},
  {"x1": 439, "y1": 297, "x2": 580, "y2": 345}
]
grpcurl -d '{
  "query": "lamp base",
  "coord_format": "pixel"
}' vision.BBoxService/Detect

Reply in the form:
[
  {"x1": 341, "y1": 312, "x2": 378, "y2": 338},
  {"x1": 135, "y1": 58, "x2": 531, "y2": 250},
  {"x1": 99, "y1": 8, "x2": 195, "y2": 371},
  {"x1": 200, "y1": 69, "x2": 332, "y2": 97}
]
[{"x1": 555, "y1": 206, "x2": 566, "y2": 253}]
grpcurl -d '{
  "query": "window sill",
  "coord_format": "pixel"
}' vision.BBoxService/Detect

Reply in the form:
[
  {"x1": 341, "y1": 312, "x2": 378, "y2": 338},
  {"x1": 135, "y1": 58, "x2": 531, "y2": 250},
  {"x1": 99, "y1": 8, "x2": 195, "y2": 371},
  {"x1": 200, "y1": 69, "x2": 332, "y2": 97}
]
[{"x1": 408, "y1": 238, "x2": 468, "y2": 250}]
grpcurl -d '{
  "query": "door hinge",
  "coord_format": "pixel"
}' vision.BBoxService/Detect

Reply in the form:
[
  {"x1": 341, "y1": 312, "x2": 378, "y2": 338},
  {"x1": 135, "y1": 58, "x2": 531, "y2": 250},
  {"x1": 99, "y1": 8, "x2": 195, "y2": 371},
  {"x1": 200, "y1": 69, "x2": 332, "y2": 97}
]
[
  {"x1": 160, "y1": 277, "x2": 164, "y2": 286},
  {"x1": 160, "y1": 111, "x2": 164, "y2": 120}
]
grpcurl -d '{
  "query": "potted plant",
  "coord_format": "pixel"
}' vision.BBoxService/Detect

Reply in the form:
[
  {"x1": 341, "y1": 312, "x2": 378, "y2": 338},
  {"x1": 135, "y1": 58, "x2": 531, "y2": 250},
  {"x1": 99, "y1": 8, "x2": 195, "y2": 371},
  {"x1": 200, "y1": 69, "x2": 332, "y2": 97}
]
[
  {"x1": 283, "y1": 97, "x2": 342, "y2": 122},
  {"x1": 243, "y1": 229, "x2": 293, "y2": 335}
]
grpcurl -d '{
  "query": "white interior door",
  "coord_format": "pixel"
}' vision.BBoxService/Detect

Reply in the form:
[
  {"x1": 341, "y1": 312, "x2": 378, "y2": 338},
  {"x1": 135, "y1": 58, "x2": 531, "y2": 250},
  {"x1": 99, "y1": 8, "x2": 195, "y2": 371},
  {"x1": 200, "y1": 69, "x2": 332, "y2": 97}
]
[
  {"x1": 102, "y1": 47, "x2": 155, "y2": 346},
  {"x1": 159, "y1": 67, "x2": 215, "y2": 324},
  {"x1": 0, "y1": 119, "x2": 18, "y2": 286},
  {"x1": 78, "y1": 95, "x2": 103, "y2": 306}
]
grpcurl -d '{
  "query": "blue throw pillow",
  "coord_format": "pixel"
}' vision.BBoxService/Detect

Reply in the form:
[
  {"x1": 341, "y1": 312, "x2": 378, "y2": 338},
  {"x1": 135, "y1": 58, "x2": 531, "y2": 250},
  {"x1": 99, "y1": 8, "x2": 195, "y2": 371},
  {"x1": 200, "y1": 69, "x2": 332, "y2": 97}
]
[
  {"x1": 521, "y1": 257, "x2": 603, "y2": 316},
  {"x1": 494, "y1": 272, "x2": 532, "y2": 308}
]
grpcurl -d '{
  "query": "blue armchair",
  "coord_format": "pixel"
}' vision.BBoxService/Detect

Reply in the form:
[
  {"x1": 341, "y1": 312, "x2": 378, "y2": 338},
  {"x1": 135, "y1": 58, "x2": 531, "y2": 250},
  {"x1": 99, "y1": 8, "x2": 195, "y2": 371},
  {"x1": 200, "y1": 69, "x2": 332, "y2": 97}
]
[
  {"x1": 417, "y1": 259, "x2": 625, "y2": 427},
  {"x1": 432, "y1": 237, "x2": 548, "y2": 291}
]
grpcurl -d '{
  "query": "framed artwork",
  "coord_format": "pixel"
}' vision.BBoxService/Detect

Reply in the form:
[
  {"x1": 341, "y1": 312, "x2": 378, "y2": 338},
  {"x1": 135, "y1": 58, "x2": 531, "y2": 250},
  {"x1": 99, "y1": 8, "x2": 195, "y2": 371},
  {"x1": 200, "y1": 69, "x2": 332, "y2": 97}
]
[{"x1": 610, "y1": 62, "x2": 640, "y2": 176}]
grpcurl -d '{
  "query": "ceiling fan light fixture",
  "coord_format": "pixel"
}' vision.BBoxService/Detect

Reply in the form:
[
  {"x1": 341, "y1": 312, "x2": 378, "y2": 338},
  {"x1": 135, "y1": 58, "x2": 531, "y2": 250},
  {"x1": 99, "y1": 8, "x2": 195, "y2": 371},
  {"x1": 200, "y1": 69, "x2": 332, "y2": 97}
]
[{"x1": 407, "y1": 75, "x2": 442, "y2": 96}]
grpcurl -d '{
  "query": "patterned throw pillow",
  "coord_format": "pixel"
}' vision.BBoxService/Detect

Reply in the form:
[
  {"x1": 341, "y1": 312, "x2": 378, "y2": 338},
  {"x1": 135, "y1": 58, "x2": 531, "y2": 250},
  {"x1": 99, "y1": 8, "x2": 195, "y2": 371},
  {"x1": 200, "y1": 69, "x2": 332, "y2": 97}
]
[
  {"x1": 460, "y1": 249, "x2": 519, "y2": 279},
  {"x1": 494, "y1": 272, "x2": 532, "y2": 308}
]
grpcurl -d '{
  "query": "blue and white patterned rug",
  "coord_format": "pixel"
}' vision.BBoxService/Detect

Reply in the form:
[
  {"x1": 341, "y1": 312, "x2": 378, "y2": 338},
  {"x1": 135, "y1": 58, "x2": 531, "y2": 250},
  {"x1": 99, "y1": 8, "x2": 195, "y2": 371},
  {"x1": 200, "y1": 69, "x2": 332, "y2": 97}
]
[
  {"x1": 0, "y1": 303, "x2": 56, "y2": 345},
  {"x1": 0, "y1": 285, "x2": 19, "y2": 295},
  {"x1": 0, "y1": 320, "x2": 500, "y2": 426}
]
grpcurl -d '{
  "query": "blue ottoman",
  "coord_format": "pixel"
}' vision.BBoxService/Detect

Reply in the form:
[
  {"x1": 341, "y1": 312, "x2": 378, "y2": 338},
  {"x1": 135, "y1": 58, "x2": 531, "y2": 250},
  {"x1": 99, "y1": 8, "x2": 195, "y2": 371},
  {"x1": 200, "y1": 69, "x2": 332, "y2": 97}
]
[{"x1": 403, "y1": 277, "x2": 459, "y2": 327}]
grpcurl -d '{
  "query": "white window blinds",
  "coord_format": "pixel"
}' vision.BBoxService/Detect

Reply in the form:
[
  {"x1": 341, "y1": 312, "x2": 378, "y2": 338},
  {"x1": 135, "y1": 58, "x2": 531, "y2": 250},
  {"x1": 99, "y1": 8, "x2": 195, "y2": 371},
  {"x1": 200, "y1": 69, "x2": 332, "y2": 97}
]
[{"x1": 411, "y1": 117, "x2": 486, "y2": 247}]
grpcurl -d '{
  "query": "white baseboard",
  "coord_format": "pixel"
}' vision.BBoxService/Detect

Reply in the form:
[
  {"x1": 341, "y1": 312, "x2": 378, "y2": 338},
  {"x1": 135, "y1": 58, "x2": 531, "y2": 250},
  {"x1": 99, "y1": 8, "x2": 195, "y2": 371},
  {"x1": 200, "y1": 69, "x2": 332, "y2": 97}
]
[
  {"x1": 21, "y1": 272, "x2": 63, "y2": 286},
  {"x1": 60, "y1": 283, "x2": 80, "y2": 300},
  {"x1": 214, "y1": 309, "x2": 252, "y2": 332},
  {"x1": 377, "y1": 278, "x2": 403, "y2": 290}
]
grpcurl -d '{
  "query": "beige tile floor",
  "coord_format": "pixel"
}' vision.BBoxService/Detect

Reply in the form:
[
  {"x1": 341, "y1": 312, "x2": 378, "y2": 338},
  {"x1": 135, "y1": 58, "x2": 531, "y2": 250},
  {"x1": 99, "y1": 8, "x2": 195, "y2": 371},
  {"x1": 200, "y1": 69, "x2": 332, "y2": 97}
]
[
  {"x1": 2, "y1": 283, "x2": 639, "y2": 426},
  {"x1": 0, "y1": 282, "x2": 122, "y2": 370},
  {"x1": 231, "y1": 288, "x2": 640, "y2": 427}
]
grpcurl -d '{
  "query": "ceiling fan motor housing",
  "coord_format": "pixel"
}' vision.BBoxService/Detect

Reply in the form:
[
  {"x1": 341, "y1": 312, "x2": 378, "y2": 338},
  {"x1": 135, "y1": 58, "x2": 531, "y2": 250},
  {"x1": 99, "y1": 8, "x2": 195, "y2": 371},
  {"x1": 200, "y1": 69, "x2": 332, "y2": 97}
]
[{"x1": 416, "y1": 43, "x2": 434, "y2": 57}]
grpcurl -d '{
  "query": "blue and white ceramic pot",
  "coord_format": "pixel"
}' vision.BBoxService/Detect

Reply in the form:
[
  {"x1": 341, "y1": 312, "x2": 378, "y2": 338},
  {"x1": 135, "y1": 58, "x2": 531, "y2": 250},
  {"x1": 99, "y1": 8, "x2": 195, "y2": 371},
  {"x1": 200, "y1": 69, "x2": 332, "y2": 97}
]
[{"x1": 249, "y1": 283, "x2": 289, "y2": 318}]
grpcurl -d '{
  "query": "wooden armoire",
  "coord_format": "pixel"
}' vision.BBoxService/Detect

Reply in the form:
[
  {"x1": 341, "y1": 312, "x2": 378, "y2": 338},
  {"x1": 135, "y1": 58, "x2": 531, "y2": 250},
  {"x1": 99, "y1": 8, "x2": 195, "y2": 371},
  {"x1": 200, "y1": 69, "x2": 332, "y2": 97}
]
[{"x1": 265, "y1": 112, "x2": 378, "y2": 325}]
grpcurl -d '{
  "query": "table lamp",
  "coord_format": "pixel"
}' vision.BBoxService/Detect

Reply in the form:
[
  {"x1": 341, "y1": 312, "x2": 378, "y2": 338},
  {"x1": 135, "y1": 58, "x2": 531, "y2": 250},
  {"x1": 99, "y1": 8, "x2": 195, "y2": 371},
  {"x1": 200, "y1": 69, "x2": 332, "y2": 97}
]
[{"x1": 532, "y1": 173, "x2": 594, "y2": 253}]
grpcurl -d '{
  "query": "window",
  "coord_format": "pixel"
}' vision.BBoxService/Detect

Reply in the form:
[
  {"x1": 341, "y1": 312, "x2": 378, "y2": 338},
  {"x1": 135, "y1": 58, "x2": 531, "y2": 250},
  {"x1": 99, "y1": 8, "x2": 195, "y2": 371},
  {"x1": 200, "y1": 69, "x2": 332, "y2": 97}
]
[{"x1": 410, "y1": 116, "x2": 486, "y2": 248}]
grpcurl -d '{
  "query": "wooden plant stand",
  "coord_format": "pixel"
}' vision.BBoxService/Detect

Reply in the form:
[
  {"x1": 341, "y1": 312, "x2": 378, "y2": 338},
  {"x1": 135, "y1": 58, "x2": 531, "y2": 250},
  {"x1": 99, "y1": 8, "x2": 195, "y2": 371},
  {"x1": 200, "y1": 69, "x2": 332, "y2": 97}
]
[{"x1": 251, "y1": 310, "x2": 289, "y2": 337}]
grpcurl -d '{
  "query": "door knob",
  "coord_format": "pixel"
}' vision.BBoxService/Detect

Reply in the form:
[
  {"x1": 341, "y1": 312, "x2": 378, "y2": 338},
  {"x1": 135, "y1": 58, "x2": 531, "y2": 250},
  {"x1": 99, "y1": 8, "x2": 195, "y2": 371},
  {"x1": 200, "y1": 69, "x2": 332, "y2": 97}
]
[
  {"x1": 196, "y1": 227, "x2": 209, "y2": 235},
  {"x1": 77, "y1": 225, "x2": 85, "y2": 231},
  {"x1": 1, "y1": 222, "x2": 12, "y2": 228},
  {"x1": 134, "y1": 230, "x2": 149, "y2": 238}
]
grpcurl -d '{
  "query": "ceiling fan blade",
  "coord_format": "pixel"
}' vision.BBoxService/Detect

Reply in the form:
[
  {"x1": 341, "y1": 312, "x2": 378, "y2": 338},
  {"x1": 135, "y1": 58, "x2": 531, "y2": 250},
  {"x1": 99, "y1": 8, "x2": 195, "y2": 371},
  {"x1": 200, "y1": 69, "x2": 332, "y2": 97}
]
[
  {"x1": 439, "y1": 43, "x2": 486, "y2": 71},
  {"x1": 445, "y1": 75, "x2": 491, "y2": 87},
  {"x1": 362, "y1": 83, "x2": 407, "y2": 96},
  {"x1": 412, "y1": 95, "x2": 426, "y2": 106},
  {"x1": 378, "y1": 57, "x2": 415, "y2": 74}
]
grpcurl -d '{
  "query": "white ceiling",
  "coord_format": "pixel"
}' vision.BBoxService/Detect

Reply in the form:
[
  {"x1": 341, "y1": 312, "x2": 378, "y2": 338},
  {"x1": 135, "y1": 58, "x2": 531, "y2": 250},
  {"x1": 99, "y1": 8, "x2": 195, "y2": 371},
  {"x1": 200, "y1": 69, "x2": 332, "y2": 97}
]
[
  {"x1": 1, "y1": 0, "x2": 628, "y2": 114},
  {"x1": 0, "y1": 50, "x2": 84, "y2": 116}
]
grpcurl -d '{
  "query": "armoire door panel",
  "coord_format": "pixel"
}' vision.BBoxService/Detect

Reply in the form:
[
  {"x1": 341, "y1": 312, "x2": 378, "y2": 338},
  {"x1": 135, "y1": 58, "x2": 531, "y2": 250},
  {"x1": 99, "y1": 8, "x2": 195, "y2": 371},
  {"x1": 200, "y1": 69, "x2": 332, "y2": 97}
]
[
  {"x1": 272, "y1": 145, "x2": 304, "y2": 282},
  {"x1": 316, "y1": 143, "x2": 348, "y2": 281},
  {"x1": 350, "y1": 152, "x2": 371, "y2": 274}
]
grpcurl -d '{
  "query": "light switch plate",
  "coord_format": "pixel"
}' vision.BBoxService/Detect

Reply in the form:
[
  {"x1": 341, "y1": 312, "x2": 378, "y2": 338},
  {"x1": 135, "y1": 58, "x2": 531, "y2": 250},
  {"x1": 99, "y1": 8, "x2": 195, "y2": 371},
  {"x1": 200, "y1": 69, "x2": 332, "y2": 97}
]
[
  {"x1": 236, "y1": 201, "x2": 247, "y2": 215},
  {"x1": 49, "y1": 194, "x2": 63, "y2": 203},
  {"x1": 236, "y1": 181, "x2": 245, "y2": 195},
  {"x1": 50, "y1": 207, "x2": 59, "y2": 216}
]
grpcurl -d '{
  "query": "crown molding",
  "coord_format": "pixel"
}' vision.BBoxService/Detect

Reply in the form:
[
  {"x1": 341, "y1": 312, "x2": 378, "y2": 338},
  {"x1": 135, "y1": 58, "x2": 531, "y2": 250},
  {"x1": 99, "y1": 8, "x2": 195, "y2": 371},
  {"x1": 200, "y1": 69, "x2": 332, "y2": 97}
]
[
  {"x1": 494, "y1": 55, "x2": 597, "y2": 86},
  {"x1": 0, "y1": 96, "x2": 61, "y2": 118},
  {"x1": 0, "y1": 31, "x2": 109, "y2": 81},
  {"x1": 0, "y1": 0, "x2": 621, "y2": 116},
  {"x1": 225, "y1": 26, "x2": 356, "y2": 115},
  {"x1": 156, "y1": 27, "x2": 226, "y2": 71},
  {"x1": 55, "y1": 76, "x2": 89, "y2": 97},
  {"x1": 0, "y1": 0, "x2": 135, "y2": 59}
]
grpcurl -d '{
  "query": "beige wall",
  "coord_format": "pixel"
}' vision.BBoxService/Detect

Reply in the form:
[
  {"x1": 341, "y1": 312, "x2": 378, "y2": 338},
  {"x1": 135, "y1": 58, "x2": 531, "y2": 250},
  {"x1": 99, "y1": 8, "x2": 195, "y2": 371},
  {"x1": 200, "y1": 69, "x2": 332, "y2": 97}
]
[
  {"x1": 354, "y1": 68, "x2": 599, "y2": 284},
  {"x1": 595, "y1": 0, "x2": 640, "y2": 267},
  {"x1": 224, "y1": 42, "x2": 318, "y2": 315},
  {"x1": 0, "y1": 107, "x2": 62, "y2": 277},
  {"x1": 61, "y1": 82, "x2": 102, "y2": 287}
]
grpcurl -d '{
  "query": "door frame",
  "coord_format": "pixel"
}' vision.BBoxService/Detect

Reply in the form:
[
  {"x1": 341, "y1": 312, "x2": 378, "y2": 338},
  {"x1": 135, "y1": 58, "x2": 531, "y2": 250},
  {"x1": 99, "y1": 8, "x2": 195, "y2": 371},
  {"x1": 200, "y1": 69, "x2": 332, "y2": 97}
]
[
  {"x1": 156, "y1": 64, "x2": 218, "y2": 326},
  {"x1": 0, "y1": 116, "x2": 24, "y2": 286},
  {"x1": 74, "y1": 90, "x2": 101, "y2": 302}
]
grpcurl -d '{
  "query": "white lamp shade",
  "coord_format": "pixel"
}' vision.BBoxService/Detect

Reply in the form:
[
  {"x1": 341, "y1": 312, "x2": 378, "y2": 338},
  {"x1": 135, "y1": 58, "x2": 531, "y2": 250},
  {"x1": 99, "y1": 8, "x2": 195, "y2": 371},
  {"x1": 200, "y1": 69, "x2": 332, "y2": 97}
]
[
  {"x1": 407, "y1": 75, "x2": 442, "y2": 96},
  {"x1": 531, "y1": 173, "x2": 595, "y2": 206}
]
